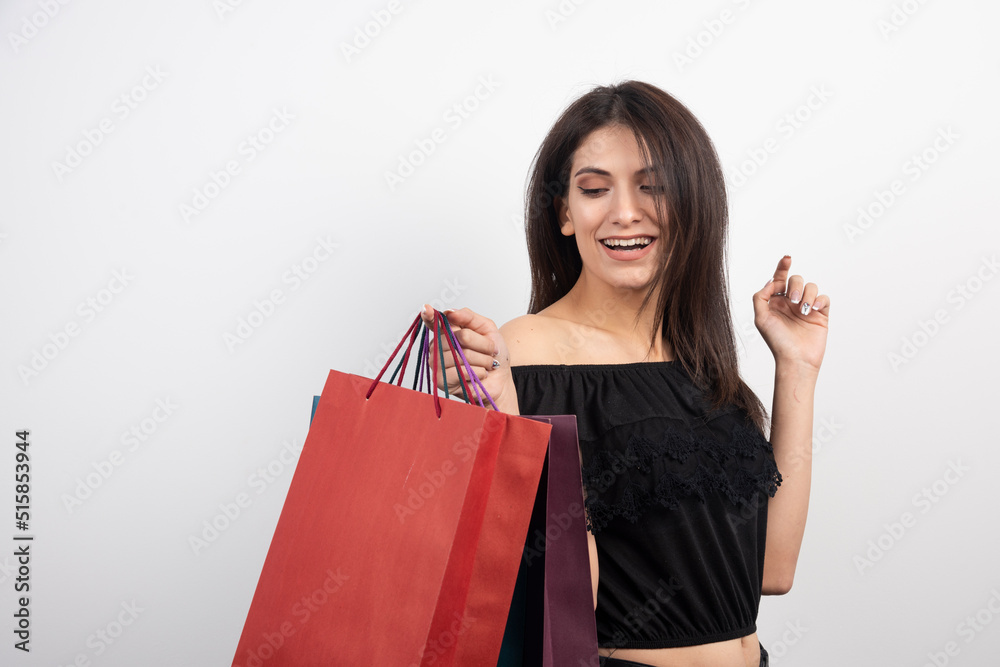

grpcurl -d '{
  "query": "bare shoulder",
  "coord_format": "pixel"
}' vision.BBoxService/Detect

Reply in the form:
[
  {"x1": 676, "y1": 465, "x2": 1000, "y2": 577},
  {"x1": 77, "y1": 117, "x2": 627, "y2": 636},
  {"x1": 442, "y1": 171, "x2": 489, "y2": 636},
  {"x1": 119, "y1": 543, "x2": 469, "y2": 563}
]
[{"x1": 499, "y1": 313, "x2": 563, "y2": 367}]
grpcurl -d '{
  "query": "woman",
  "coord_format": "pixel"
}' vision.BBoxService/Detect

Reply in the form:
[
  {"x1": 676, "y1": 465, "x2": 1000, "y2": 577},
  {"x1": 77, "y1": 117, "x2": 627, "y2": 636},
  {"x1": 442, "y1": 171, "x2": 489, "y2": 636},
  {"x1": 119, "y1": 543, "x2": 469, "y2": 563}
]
[{"x1": 420, "y1": 80, "x2": 828, "y2": 667}]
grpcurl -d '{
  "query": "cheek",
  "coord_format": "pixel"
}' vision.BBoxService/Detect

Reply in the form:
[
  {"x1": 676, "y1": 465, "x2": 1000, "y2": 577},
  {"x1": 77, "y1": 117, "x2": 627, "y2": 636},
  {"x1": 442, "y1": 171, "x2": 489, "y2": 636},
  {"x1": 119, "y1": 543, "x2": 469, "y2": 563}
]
[{"x1": 572, "y1": 201, "x2": 606, "y2": 228}]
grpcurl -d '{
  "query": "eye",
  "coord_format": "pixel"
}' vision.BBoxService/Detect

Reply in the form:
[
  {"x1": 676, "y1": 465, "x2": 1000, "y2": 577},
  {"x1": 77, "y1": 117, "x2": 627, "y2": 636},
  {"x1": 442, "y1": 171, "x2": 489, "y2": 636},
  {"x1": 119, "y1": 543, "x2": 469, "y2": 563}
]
[
  {"x1": 641, "y1": 185, "x2": 666, "y2": 194},
  {"x1": 578, "y1": 187, "x2": 606, "y2": 196}
]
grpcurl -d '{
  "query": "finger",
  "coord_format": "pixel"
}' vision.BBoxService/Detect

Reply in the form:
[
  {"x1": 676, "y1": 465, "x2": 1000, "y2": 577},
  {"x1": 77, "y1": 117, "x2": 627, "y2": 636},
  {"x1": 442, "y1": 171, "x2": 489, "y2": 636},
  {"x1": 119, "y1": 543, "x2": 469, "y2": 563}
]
[
  {"x1": 811, "y1": 294, "x2": 829, "y2": 315},
  {"x1": 420, "y1": 303, "x2": 436, "y2": 325},
  {"x1": 444, "y1": 348, "x2": 493, "y2": 393},
  {"x1": 798, "y1": 282, "x2": 819, "y2": 316},
  {"x1": 771, "y1": 255, "x2": 792, "y2": 293},
  {"x1": 426, "y1": 342, "x2": 455, "y2": 378},
  {"x1": 753, "y1": 278, "x2": 778, "y2": 319},
  {"x1": 441, "y1": 307, "x2": 501, "y2": 356},
  {"x1": 449, "y1": 328, "x2": 500, "y2": 370},
  {"x1": 459, "y1": 363, "x2": 490, "y2": 384},
  {"x1": 786, "y1": 274, "x2": 804, "y2": 305},
  {"x1": 420, "y1": 305, "x2": 465, "y2": 357}
]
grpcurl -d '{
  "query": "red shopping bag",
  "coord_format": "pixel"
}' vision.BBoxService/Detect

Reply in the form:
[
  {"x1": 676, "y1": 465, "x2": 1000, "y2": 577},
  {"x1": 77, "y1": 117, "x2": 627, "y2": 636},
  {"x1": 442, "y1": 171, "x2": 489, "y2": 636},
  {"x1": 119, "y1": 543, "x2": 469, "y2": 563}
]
[{"x1": 233, "y1": 310, "x2": 551, "y2": 666}]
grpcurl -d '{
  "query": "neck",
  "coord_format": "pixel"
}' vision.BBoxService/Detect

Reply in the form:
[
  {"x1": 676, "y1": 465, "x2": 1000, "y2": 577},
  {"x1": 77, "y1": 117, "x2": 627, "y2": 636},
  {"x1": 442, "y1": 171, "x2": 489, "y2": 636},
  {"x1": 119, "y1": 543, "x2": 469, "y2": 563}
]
[{"x1": 563, "y1": 270, "x2": 672, "y2": 361}]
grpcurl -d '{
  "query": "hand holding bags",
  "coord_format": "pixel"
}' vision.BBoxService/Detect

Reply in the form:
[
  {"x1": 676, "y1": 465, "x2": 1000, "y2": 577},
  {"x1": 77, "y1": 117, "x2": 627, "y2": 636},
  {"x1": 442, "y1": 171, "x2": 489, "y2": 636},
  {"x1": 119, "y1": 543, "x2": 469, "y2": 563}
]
[{"x1": 233, "y1": 309, "x2": 552, "y2": 666}]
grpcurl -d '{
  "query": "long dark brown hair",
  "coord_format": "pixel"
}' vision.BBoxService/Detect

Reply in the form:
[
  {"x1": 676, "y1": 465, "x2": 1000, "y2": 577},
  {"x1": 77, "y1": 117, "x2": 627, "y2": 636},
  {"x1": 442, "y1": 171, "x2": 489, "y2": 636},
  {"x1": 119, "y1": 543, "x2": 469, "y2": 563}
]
[{"x1": 522, "y1": 80, "x2": 769, "y2": 435}]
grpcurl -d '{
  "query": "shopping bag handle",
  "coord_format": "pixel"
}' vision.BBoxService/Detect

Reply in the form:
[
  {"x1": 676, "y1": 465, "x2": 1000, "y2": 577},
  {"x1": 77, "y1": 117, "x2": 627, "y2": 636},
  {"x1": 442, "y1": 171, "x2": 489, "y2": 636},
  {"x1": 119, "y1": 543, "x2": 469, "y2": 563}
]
[
  {"x1": 366, "y1": 308, "x2": 498, "y2": 417},
  {"x1": 413, "y1": 309, "x2": 497, "y2": 413},
  {"x1": 424, "y1": 310, "x2": 497, "y2": 412}
]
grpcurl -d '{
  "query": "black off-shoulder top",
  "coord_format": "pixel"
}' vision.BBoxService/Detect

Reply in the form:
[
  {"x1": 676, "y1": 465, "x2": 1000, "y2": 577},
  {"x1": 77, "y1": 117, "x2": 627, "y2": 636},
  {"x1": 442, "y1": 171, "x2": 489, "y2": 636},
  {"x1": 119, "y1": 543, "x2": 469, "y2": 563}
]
[{"x1": 510, "y1": 361, "x2": 782, "y2": 649}]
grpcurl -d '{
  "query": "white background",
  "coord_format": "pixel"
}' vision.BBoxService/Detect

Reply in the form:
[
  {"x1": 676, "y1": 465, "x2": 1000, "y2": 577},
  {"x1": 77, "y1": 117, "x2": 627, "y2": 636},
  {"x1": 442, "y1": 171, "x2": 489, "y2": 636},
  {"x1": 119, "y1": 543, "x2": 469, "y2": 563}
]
[{"x1": 1, "y1": 1, "x2": 998, "y2": 665}]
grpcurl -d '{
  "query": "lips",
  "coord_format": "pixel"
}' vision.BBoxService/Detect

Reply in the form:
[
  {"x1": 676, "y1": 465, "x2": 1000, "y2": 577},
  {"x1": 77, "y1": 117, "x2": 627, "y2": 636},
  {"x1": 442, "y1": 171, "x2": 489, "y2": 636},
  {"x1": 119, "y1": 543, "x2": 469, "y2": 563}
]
[
  {"x1": 600, "y1": 236, "x2": 656, "y2": 260},
  {"x1": 600, "y1": 235, "x2": 655, "y2": 249}
]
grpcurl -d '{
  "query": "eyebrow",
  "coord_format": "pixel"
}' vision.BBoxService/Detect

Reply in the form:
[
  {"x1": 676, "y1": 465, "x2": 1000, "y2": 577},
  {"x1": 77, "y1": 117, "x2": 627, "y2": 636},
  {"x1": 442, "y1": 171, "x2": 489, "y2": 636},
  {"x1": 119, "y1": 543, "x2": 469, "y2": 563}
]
[{"x1": 573, "y1": 166, "x2": 654, "y2": 178}]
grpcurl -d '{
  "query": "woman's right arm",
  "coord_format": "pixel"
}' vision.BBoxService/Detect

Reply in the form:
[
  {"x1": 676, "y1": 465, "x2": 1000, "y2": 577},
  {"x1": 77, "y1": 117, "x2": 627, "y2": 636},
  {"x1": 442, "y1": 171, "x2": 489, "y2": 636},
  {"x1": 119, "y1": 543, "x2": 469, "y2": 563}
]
[{"x1": 589, "y1": 529, "x2": 599, "y2": 609}]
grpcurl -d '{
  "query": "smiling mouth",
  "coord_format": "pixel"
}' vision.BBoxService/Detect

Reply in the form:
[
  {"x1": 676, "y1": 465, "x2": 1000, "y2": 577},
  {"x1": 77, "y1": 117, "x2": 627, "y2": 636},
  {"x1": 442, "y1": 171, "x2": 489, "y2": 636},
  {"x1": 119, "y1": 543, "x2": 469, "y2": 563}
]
[{"x1": 601, "y1": 236, "x2": 655, "y2": 251}]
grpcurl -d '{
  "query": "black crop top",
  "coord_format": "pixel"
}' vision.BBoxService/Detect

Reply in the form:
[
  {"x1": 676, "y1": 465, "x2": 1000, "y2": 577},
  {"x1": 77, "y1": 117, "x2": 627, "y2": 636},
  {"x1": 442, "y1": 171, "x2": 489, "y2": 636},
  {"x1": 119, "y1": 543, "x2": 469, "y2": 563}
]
[{"x1": 510, "y1": 361, "x2": 782, "y2": 649}]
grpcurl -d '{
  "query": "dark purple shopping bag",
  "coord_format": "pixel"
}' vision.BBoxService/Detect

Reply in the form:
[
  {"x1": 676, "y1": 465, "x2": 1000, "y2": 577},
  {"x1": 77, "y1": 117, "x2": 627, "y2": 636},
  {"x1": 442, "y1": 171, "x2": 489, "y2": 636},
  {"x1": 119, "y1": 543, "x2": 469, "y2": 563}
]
[{"x1": 502, "y1": 414, "x2": 598, "y2": 667}]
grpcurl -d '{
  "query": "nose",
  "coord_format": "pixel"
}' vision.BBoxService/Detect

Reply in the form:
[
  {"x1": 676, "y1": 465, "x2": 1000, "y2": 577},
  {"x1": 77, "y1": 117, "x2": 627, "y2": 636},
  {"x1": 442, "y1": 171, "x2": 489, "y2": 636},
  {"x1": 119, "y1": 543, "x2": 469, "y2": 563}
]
[{"x1": 611, "y1": 186, "x2": 642, "y2": 226}]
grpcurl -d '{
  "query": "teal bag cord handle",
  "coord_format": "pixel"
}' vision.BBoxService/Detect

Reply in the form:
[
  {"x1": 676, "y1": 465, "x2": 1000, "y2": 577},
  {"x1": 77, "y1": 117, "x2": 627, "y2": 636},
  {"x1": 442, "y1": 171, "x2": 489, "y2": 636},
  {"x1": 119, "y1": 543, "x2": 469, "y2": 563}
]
[{"x1": 440, "y1": 313, "x2": 481, "y2": 406}]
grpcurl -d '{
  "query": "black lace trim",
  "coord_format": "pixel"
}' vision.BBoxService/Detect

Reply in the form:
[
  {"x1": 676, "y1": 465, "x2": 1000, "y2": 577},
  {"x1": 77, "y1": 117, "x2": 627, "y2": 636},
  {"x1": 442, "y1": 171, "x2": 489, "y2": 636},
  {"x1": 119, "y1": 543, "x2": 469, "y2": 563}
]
[{"x1": 581, "y1": 421, "x2": 782, "y2": 533}]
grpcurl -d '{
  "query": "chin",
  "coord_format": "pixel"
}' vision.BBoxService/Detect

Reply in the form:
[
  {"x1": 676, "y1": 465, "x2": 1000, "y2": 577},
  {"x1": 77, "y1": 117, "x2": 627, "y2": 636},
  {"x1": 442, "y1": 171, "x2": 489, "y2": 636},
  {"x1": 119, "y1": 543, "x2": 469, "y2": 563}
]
[{"x1": 611, "y1": 280, "x2": 656, "y2": 293}]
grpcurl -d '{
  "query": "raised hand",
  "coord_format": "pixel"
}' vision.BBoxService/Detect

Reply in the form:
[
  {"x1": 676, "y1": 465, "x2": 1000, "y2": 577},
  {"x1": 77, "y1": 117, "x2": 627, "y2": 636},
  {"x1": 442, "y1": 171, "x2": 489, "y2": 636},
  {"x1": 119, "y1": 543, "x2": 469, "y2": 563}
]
[{"x1": 752, "y1": 256, "x2": 830, "y2": 374}]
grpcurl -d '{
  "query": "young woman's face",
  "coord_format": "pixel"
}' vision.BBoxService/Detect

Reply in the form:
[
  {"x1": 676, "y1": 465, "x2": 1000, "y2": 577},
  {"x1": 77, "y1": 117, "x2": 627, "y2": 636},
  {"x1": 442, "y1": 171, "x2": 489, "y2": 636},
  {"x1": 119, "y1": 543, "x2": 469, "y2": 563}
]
[{"x1": 557, "y1": 124, "x2": 666, "y2": 295}]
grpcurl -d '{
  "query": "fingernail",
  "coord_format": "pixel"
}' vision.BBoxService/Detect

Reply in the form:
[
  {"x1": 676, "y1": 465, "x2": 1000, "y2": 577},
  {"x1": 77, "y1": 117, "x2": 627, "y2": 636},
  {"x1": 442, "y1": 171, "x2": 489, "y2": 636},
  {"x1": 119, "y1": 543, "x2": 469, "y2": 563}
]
[
  {"x1": 800, "y1": 302, "x2": 811, "y2": 316},
  {"x1": 443, "y1": 308, "x2": 454, "y2": 314},
  {"x1": 790, "y1": 289, "x2": 801, "y2": 304},
  {"x1": 764, "y1": 278, "x2": 773, "y2": 288}
]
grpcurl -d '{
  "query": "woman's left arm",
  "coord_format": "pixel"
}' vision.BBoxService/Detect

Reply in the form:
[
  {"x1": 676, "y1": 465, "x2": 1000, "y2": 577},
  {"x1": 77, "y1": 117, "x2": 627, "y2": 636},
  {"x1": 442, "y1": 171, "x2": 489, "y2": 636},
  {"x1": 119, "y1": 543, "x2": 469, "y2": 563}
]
[
  {"x1": 751, "y1": 255, "x2": 830, "y2": 595},
  {"x1": 762, "y1": 360, "x2": 818, "y2": 594}
]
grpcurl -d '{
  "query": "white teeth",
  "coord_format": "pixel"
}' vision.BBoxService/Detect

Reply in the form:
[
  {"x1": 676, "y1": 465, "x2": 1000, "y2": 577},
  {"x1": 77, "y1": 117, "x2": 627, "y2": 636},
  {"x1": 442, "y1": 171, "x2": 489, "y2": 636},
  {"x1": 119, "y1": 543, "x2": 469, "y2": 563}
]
[{"x1": 602, "y1": 237, "x2": 652, "y2": 247}]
